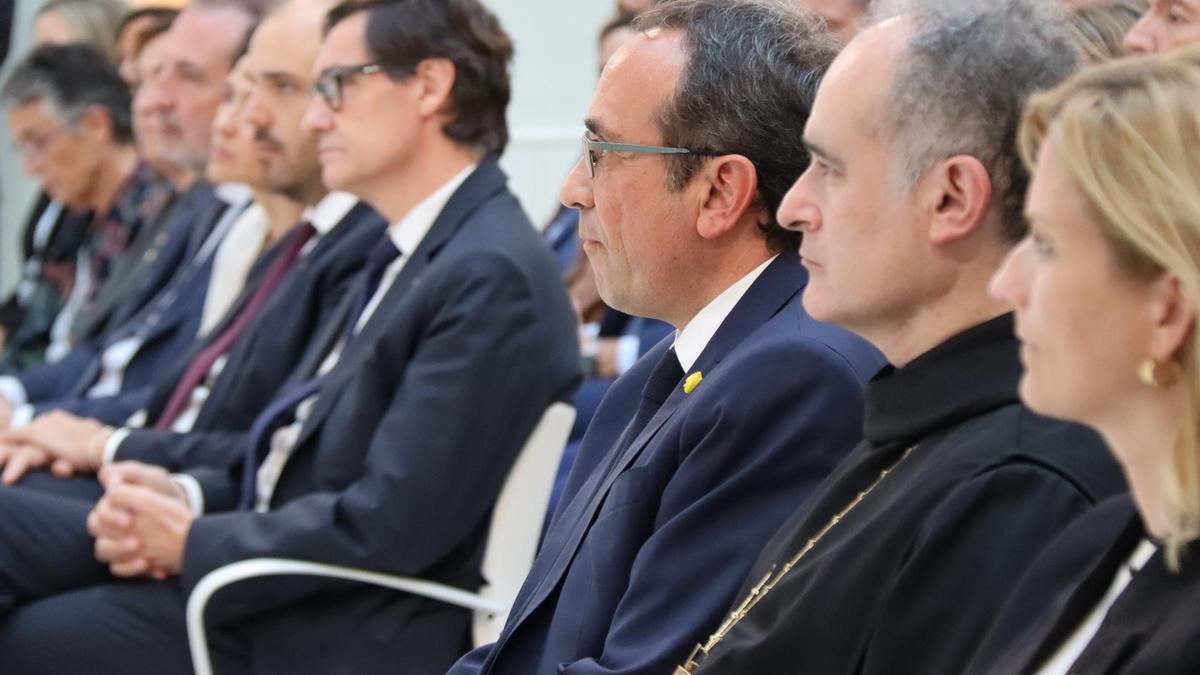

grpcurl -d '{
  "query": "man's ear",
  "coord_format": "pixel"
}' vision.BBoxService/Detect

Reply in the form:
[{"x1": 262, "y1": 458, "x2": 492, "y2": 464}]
[
  {"x1": 696, "y1": 154, "x2": 760, "y2": 240},
  {"x1": 924, "y1": 154, "x2": 992, "y2": 246},
  {"x1": 414, "y1": 57, "x2": 457, "y2": 118},
  {"x1": 76, "y1": 104, "x2": 114, "y2": 144}
]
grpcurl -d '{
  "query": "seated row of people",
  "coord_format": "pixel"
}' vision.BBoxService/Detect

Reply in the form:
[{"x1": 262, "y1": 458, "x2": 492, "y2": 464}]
[
  {"x1": 0, "y1": 0, "x2": 1195, "y2": 673},
  {"x1": 0, "y1": 0, "x2": 579, "y2": 671}
]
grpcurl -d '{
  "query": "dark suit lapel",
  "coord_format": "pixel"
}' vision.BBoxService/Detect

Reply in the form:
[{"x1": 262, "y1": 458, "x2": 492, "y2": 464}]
[
  {"x1": 1022, "y1": 507, "x2": 1146, "y2": 670},
  {"x1": 290, "y1": 161, "x2": 509, "y2": 449},
  {"x1": 509, "y1": 254, "x2": 808, "y2": 631}
]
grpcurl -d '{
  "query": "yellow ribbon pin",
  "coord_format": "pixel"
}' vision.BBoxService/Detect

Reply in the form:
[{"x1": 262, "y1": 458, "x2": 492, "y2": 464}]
[{"x1": 683, "y1": 372, "x2": 703, "y2": 394}]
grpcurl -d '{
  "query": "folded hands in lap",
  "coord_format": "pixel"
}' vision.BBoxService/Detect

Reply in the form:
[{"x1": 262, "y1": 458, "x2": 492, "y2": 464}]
[
  {"x1": 87, "y1": 461, "x2": 194, "y2": 579},
  {"x1": 0, "y1": 411, "x2": 111, "y2": 484}
]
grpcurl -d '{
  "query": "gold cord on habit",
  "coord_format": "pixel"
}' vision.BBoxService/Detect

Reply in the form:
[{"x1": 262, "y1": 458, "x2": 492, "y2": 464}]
[{"x1": 674, "y1": 445, "x2": 916, "y2": 674}]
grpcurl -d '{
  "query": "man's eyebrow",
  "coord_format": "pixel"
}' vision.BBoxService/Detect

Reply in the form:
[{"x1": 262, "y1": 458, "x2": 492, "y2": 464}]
[
  {"x1": 584, "y1": 118, "x2": 612, "y2": 139},
  {"x1": 804, "y1": 137, "x2": 842, "y2": 167},
  {"x1": 262, "y1": 71, "x2": 301, "y2": 86}
]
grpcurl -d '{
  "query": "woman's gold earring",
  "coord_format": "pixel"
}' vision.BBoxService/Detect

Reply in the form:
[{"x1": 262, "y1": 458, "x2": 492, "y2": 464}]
[{"x1": 1139, "y1": 359, "x2": 1182, "y2": 388}]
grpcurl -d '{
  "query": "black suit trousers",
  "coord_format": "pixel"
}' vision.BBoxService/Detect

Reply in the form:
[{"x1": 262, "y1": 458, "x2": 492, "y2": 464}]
[{"x1": 0, "y1": 485, "x2": 249, "y2": 674}]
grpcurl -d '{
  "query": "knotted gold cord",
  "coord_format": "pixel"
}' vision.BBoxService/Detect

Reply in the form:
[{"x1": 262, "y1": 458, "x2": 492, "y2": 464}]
[{"x1": 675, "y1": 446, "x2": 916, "y2": 674}]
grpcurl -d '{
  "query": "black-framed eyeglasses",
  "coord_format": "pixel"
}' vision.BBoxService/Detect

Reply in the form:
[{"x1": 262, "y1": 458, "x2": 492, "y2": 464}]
[
  {"x1": 581, "y1": 133, "x2": 719, "y2": 178},
  {"x1": 313, "y1": 62, "x2": 385, "y2": 111}
]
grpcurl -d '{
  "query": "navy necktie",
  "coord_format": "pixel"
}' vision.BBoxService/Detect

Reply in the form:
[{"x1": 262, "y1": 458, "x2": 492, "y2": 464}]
[
  {"x1": 608, "y1": 347, "x2": 684, "y2": 465},
  {"x1": 236, "y1": 238, "x2": 402, "y2": 510},
  {"x1": 344, "y1": 239, "x2": 401, "y2": 340}
]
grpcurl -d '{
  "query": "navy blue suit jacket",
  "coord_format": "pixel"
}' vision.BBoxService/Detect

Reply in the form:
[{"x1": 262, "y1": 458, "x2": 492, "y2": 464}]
[
  {"x1": 16, "y1": 191, "x2": 233, "y2": 424},
  {"x1": 72, "y1": 181, "x2": 215, "y2": 344},
  {"x1": 174, "y1": 161, "x2": 581, "y2": 673},
  {"x1": 112, "y1": 203, "x2": 386, "y2": 469},
  {"x1": 450, "y1": 254, "x2": 885, "y2": 674}
]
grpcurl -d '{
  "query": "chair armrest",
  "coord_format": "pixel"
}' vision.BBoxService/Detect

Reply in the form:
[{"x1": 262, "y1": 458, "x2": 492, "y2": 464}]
[{"x1": 186, "y1": 557, "x2": 503, "y2": 675}]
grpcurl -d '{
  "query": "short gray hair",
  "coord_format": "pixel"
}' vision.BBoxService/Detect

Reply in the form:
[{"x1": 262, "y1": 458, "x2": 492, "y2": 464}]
[
  {"x1": 2, "y1": 43, "x2": 133, "y2": 143},
  {"x1": 637, "y1": 0, "x2": 840, "y2": 253},
  {"x1": 869, "y1": 0, "x2": 1079, "y2": 242}
]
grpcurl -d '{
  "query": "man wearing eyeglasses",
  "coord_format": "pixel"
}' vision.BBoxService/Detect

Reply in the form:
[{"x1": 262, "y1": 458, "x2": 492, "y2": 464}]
[
  {"x1": 448, "y1": 2, "x2": 883, "y2": 674},
  {"x1": 0, "y1": 0, "x2": 580, "y2": 673}
]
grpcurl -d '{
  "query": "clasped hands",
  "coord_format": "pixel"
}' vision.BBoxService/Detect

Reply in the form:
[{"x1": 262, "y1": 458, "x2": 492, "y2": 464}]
[
  {"x1": 0, "y1": 410, "x2": 111, "y2": 484},
  {"x1": 0, "y1": 411, "x2": 192, "y2": 578},
  {"x1": 86, "y1": 461, "x2": 195, "y2": 580}
]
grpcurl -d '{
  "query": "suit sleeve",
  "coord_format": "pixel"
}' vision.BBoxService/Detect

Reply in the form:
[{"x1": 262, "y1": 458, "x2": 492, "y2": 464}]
[
  {"x1": 115, "y1": 428, "x2": 249, "y2": 474},
  {"x1": 858, "y1": 463, "x2": 1097, "y2": 675},
  {"x1": 34, "y1": 385, "x2": 153, "y2": 427},
  {"x1": 15, "y1": 341, "x2": 99, "y2": 402},
  {"x1": 557, "y1": 338, "x2": 867, "y2": 674},
  {"x1": 179, "y1": 248, "x2": 574, "y2": 618}
]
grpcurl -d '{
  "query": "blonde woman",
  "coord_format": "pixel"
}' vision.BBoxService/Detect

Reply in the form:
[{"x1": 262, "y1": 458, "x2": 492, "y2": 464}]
[{"x1": 971, "y1": 47, "x2": 1200, "y2": 674}]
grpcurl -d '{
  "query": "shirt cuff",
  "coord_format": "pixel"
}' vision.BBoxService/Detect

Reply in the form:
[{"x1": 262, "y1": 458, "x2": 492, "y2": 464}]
[
  {"x1": 9, "y1": 404, "x2": 34, "y2": 429},
  {"x1": 616, "y1": 335, "x2": 641, "y2": 375},
  {"x1": 172, "y1": 474, "x2": 205, "y2": 516},
  {"x1": 102, "y1": 427, "x2": 132, "y2": 465},
  {"x1": 0, "y1": 376, "x2": 28, "y2": 407}
]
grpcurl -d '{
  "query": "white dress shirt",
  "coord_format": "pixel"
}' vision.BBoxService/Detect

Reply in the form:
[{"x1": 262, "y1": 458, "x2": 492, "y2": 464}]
[
  {"x1": 1035, "y1": 538, "x2": 1158, "y2": 675},
  {"x1": 672, "y1": 255, "x2": 776, "y2": 373}
]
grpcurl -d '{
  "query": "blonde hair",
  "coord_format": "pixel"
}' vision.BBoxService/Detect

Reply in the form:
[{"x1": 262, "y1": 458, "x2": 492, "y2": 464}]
[
  {"x1": 36, "y1": 0, "x2": 129, "y2": 63},
  {"x1": 1067, "y1": 0, "x2": 1146, "y2": 64},
  {"x1": 1020, "y1": 47, "x2": 1200, "y2": 567}
]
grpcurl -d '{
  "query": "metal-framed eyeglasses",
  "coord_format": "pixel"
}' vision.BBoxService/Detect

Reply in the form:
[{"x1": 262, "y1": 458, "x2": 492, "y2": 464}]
[
  {"x1": 581, "y1": 133, "x2": 717, "y2": 178},
  {"x1": 313, "y1": 63, "x2": 385, "y2": 111}
]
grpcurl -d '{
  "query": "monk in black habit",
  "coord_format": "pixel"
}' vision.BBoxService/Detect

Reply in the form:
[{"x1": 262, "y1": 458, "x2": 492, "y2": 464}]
[{"x1": 674, "y1": 1, "x2": 1128, "y2": 673}]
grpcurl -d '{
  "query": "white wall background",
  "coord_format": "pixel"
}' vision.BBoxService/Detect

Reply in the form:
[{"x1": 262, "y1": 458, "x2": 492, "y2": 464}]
[
  {"x1": 0, "y1": 0, "x2": 38, "y2": 294},
  {"x1": 0, "y1": 0, "x2": 615, "y2": 292}
]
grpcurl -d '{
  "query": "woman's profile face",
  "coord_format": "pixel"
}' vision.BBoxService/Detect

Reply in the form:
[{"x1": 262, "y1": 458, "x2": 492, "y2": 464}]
[
  {"x1": 206, "y1": 66, "x2": 262, "y2": 186},
  {"x1": 989, "y1": 136, "x2": 1161, "y2": 434}
]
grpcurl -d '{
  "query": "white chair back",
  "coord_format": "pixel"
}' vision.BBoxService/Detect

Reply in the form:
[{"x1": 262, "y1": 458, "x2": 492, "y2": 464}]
[
  {"x1": 472, "y1": 400, "x2": 575, "y2": 645},
  {"x1": 187, "y1": 402, "x2": 576, "y2": 674}
]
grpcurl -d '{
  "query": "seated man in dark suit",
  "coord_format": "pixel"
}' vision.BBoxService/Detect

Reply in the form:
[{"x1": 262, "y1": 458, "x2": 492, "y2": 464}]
[
  {"x1": 0, "y1": 9, "x2": 385, "y2": 495},
  {"x1": 678, "y1": 1, "x2": 1126, "y2": 673},
  {"x1": 0, "y1": 1, "x2": 580, "y2": 673},
  {"x1": 0, "y1": 0, "x2": 271, "y2": 429},
  {"x1": 449, "y1": 2, "x2": 884, "y2": 673}
]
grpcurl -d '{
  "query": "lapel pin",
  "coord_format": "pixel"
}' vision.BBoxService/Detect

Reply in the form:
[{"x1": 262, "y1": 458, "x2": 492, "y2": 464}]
[{"x1": 683, "y1": 372, "x2": 703, "y2": 395}]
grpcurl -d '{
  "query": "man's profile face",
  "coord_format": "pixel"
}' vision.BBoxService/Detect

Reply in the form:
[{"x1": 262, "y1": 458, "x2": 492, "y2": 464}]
[
  {"x1": 239, "y1": 2, "x2": 326, "y2": 201},
  {"x1": 1124, "y1": 0, "x2": 1200, "y2": 54},
  {"x1": 557, "y1": 31, "x2": 692, "y2": 322},
  {"x1": 777, "y1": 21, "x2": 926, "y2": 336},
  {"x1": 8, "y1": 99, "x2": 104, "y2": 210},
  {"x1": 304, "y1": 11, "x2": 424, "y2": 203},
  {"x1": 132, "y1": 33, "x2": 175, "y2": 174},
  {"x1": 135, "y1": 6, "x2": 250, "y2": 172}
]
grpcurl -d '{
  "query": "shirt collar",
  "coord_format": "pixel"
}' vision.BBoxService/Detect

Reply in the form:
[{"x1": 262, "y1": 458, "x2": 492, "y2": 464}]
[
  {"x1": 304, "y1": 191, "x2": 360, "y2": 236},
  {"x1": 388, "y1": 164, "x2": 477, "y2": 256},
  {"x1": 214, "y1": 182, "x2": 253, "y2": 208},
  {"x1": 862, "y1": 312, "x2": 1021, "y2": 447},
  {"x1": 673, "y1": 254, "x2": 776, "y2": 372}
]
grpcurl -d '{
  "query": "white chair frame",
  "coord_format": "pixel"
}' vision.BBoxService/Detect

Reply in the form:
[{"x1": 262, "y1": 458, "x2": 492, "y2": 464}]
[{"x1": 186, "y1": 401, "x2": 576, "y2": 675}]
